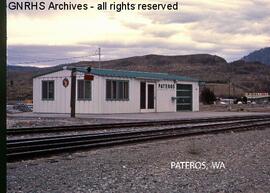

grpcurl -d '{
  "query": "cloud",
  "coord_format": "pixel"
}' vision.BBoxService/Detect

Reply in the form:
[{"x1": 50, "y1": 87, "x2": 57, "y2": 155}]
[
  {"x1": 8, "y1": 39, "x2": 224, "y2": 67},
  {"x1": 7, "y1": 0, "x2": 270, "y2": 65},
  {"x1": 241, "y1": 0, "x2": 270, "y2": 20},
  {"x1": 7, "y1": 45, "x2": 99, "y2": 67}
]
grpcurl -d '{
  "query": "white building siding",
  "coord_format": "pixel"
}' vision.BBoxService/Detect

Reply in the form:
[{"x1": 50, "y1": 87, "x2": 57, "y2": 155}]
[
  {"x1": 75, "y1": 74, "x2": 141, "y2": 113},
  {"x1": 192, "y1": 82, "x2": 200, "y2": 111},
  {"x1": 100, "y1": 77, "x2": 140, "y2": 114},
  {"x1": 156, "y1": 81, "x2": 200, "y2": 112},
  {"x1": 33, "y1": 69, "x2": 199, "y2": 114},
  {"x1": 156, "y1": 81, "x2": 176, "y2": 112},
  {"x1": 75, "y1": 73, "x2": 99, "y2": 114},
  {"x1": 33, "y1": 70, "x2": 71, "y2": 113}
]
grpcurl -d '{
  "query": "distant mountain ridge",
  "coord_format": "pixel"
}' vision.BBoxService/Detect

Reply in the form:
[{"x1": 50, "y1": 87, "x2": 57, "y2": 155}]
[
  {"x1": 7, "y1": 53, "x2": 270, "y2": 100},
  {"x1": 7, "y1": 65, "x2": 40, "y2": 72},
  {"x1": 242, "y1": 47, "x2": 270, "y2": 65}
]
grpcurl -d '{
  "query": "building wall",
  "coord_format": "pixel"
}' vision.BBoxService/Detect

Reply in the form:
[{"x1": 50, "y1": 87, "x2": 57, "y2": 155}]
[
  {"x1": 33, "y1": 70, "x2": 141, "y2": 114},
  {"x1": 155, "y1": 81, "x2": 199, "y2": 112},
  {"x1": 191, "y1": 81, "x2": 200, "y2": 111},
  {"x1": 156, "y1": 80, "x2": 176, "y2": 112},
  {"x1": 75, "y1": 72, "x2": 140, "y2": 113},
  {"x1": 33, "y1": 70, "x2": 71, "y2": 113},
  {"x1": 33, "y1": 70, "x2": 199, "y2": 114}
]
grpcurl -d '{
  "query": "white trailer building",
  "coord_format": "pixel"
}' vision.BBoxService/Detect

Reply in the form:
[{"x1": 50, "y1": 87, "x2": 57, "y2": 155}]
[{"x1": 33, "y1": 67, "x2": 200, "y2": 114}]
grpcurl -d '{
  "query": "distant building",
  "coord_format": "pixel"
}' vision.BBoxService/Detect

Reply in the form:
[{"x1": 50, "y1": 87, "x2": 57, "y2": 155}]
[
  {"x1": 245, "y1": 92, "x2": 270, "y2": 103},
  {"x1": 245, "y1": 92, "x2": 269, "y2": 99},
  {"x1": 33, "y1": 67, "x2": 200, "y2": 114}
]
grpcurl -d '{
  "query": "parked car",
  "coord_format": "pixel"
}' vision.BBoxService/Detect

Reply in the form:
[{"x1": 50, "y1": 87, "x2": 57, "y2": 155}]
[{"x1": 13, "y1": 103, "x2": 33, "y2": 112}]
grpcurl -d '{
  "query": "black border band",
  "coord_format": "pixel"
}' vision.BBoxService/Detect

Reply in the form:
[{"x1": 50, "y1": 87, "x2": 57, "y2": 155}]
[{"x1": 0, "y1": 0, "x2": 7, "y2": 192}]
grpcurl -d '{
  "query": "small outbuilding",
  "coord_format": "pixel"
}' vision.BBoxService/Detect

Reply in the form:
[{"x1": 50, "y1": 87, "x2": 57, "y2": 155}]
[{"x1": 33, "y1": 67, "x2": 200, "y2": 114}]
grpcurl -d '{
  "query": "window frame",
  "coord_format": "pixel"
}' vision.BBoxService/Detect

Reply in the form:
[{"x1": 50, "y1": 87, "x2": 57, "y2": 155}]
[
  {"x1": 77, "y1": 79, "x2": 92, "y2": 101},
  {"x1": 41, "y1": 80, "x2": 55, "y2": 101},
  {"x1": 106, "y1": 79, "x2": 129, "y2": 101}
]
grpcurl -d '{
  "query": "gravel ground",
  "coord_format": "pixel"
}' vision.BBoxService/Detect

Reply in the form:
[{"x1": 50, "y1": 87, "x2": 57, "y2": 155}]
[
  {"x1": 7, "y1": 128, "x2": 270, "y2": 193},
  {"x1": 6, "y1": 117, "x2": 143, "y2": 129},
  {"x1": 7, "y1": 112, "x2": 269, "y2": 129}
]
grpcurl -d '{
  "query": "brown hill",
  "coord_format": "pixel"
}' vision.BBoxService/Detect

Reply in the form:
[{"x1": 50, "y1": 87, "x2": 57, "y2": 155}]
[
  {"x1": 7, "y1": 54, "x2": 270, "y2": 100},
  {"x1": 243, "y1": 47, "x2": 270, "y2": 65}
]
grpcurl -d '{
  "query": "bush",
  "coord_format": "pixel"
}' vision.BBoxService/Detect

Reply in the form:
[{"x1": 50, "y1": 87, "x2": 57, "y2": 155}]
[
  {"x1": 242, "y1": 96, "x2": 248, "y2": 104},
  {"x1": 200, "y1": 87, "x2": 216, "y2": 104}
]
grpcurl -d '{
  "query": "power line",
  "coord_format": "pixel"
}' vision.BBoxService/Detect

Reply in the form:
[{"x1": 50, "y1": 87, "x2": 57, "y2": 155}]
[{"x1": 7, "y1": 53, "x2": 99, "y2": 65}]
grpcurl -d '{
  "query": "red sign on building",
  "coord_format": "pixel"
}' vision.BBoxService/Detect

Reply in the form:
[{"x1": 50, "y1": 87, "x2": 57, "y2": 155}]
[{"x1": 84, "y1": 74, "x2": 94, "y2": 81}]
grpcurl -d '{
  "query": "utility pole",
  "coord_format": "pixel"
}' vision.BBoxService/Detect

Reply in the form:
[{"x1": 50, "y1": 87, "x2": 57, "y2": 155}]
[
  {"x1": 228, "y1": 61, "x2": 232, "y2": 99},
  {"x1": 98, "y1": 47, "x2": 101, "y2": 69},
  {"x1": 228, "y1": 61, "x2": 233, "y2": 109},
  {"x1": 229, "y1": 78, "x2": 231, "y2": 98},
  {"x1": 70, "y1": 68, "x2": 76, "y2": 117}
]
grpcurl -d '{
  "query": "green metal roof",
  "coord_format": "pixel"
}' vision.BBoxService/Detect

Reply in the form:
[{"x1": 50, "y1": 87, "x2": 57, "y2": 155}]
[
  {"x1": 73, "y1": 67, "x2": 198, "y2": 82},
  {"x1": 34, "y1": 66, "x2": 198, "y2": 82}
]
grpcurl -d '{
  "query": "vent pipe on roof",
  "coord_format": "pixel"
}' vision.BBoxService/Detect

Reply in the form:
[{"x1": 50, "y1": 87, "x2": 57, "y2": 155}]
[
  {"x1": 87, "y1": 67, "x2": 91, "y2": 73},
  {"x1": 98, "y1": 48, "x2": 101, "y2": 68}
]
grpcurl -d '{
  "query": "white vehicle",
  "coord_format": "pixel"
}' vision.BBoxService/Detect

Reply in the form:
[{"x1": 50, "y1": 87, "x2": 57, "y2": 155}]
[{"x1": 220, "y1": 101, "x2": 228, "y2": 105}]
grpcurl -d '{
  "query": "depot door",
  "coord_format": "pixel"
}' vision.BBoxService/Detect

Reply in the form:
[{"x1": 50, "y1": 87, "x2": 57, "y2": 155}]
[
  {"x1": 176, "y1": 84, "x2": 193, "y2": 111},
  {"x1": 140, "y1": 82, "x2": 156, "y2": 112}
]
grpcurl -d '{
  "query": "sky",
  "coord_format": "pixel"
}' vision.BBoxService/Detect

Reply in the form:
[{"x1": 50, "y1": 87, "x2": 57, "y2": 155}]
[{"x1": 7, "y1": 0, "x2": 270, "y2": 67}]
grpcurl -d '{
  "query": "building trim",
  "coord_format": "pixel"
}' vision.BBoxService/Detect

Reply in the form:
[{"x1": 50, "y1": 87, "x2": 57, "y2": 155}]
[{"x1": 33, "y1": 66, "x2": 199, "y2": 82}]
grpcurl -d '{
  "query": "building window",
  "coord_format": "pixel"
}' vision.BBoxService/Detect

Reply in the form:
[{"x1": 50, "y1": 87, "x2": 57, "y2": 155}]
[
  {"x1": 106, "y1": 80, "x2": 129, "y2": 101},
  {"x1": 42, "y1": 80, "x2": 54, "y2": 100},
  {"x1": 77, "y1": 80, "x2": 92, "y2": 100}
]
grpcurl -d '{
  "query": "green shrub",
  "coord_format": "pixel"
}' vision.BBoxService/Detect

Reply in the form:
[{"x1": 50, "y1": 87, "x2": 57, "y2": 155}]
[{"x1": 200, "y1": 87, "x2": 216, "y2": 104}]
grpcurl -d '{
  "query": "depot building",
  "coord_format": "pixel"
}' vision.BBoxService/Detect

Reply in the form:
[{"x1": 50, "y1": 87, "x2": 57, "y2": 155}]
[{"x1": 33, "y1": 67, "x2": 200, "y2": 114}]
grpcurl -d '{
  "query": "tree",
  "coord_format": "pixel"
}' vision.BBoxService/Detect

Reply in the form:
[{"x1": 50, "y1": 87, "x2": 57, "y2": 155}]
[
  {"x1": 200, "y1": 87, "x2": 216, "y2": 104},
  {"x1": 242, "y1": 96, "x2": 248, "y2": 104}
]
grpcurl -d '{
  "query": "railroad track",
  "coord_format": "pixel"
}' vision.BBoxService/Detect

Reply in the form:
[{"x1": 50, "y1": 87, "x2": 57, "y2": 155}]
[
  {"x1": 7, "y1": 116, "x2": 270, "y2": 162},
  {"x1": 7, "y1": 115, "x2": 270, "y2": 135}
]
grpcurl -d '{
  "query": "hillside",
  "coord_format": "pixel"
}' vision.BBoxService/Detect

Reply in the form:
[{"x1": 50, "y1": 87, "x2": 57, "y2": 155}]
[
  {"x1": 7, "y1": 65, "x2": 40, "y2": 73},
  {"x1": 243, "y1": 47, "x2": 270, "y2": 65},
  {"x1": 7, "y1": 54, "x2": 270, "y2": 100}
]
